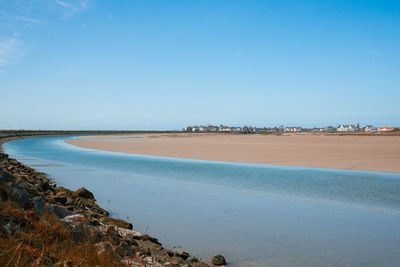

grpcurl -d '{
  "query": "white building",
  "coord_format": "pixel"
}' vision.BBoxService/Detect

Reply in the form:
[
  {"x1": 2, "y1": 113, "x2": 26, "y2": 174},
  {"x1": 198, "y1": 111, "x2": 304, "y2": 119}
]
[
  {"x1": 337, "y1": 125, "x2": 357, "y2": 132},
  {"x1": 284, "y1": 127, "x2": 302, "y2": 133},
  {"x1": 219, "y1": 127, "x2": 232, "y2": 132},
  {"x1": 364, "y1": 125, "x2": 377, "y2": 132},
  {"x1": 378, "y1": 127, "x2": 395, "y2": 132}
]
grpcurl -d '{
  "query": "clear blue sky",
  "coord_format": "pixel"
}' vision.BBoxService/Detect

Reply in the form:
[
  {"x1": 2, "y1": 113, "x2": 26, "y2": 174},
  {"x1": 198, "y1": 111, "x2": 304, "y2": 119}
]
[{"x1": 1, "y1": 0, "x2": 399, "y2": 130}]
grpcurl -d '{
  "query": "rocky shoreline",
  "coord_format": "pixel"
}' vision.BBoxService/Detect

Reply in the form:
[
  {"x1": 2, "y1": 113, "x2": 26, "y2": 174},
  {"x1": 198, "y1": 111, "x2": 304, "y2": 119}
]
[{"x1": 0, "y1": 138, "x2": 226, "y2": 267}]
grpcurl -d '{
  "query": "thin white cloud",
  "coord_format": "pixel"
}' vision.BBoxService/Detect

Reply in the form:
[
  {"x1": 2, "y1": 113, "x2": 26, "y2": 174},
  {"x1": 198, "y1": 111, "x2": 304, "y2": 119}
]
[
  {"x1": 0, "y1": 34, "x2": 21, "y2": 72},
  {"x1": 1, "y1": 0, "x2": 92, "y2": 28},
  {"x1": 53, "y1": 0, "x2": 91, "y2": 17},
  {"x1": 14, "y1": 15, "x2": 46, "y2": 26},
  {"x1": 0, "y1": 0, "x2": 93, "y2": 72},
  {"x1": 54, "y1": 0, "x2": 71, "y2": 8}
]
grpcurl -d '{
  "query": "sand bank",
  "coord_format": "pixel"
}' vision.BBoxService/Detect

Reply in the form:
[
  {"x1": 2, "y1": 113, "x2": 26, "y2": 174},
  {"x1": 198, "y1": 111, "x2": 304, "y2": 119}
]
[{"x1": 67, "y1": 133, "x2": 400, "y2": 172}]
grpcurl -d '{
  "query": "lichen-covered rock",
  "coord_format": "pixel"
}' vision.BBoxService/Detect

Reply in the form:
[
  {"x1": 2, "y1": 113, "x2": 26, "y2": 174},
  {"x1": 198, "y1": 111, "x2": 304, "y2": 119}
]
[
  {"x1": 62, "y1": 214, "x2": 87, "y2": 226},
  {"x1": 117, "y1": 227, "x2": 143, "y2": 239}
]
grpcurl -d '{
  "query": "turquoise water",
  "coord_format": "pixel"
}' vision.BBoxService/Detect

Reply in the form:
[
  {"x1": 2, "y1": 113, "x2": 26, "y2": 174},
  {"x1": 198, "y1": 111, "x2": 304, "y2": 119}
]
[{"x1": 3, "y1": 136, "x2": 400, "y2": 267}]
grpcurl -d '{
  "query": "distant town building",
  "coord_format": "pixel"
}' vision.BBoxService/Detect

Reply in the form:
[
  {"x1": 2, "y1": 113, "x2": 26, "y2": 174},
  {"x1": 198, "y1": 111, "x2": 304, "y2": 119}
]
[
  {"x1": 284, "y1": 127, "x2": 302, "y2": 133},
  {"x1": 364, "y1": 125, "x2": 377, "y2": 132},
  {"x1": 378, "y1": 127, "x2": 395, "y2": 132},
  {"x1": 337, "y1": 124, "x2": 358, "y2": 132},
  {"x1": 219, "y1": 127, "x2": 232, "y2": 132},
  {"x1": 242, "y1": 126, "x2": 256, "y2": 133}
]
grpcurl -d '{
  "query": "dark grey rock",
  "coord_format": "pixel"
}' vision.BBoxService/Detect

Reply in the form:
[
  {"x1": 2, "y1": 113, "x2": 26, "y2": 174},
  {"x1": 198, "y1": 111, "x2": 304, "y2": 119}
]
[
  {"x1": 47, "y1": 204, "x2": 73, "y2": 218},
  {"x1": 39, "y1": 180, "x2": 50, "y2": 191},
  {"x1": 54, "y1": 195, "x2": 67, "y2": 205},
  {"x1": 0, "y1": 169, "x2": 15, "y2": 183},
  {"x1": 115, "y1": 241, "x2": 133, "y2": 257},
  {"x1": 9, "y1": 187, "x2": 31, "y2": 208},
  {"x1": 175, "y1": 250, "x2": 190, "y2": 260},
  {"x1": 211, "y1": 255, "x2": 226, "y2": 266},
  {"x1": 2, "y1": 221, "x2": 22, "y2": 235},
  {"x1": 31, "y1": 196, "x2": 45, "y2": 215}
]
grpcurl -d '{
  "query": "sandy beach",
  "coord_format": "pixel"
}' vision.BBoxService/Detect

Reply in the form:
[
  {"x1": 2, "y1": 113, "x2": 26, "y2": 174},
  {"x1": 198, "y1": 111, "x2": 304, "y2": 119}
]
[{"x1": 67, "y1": 133, "x2": 400, "y2": 172}]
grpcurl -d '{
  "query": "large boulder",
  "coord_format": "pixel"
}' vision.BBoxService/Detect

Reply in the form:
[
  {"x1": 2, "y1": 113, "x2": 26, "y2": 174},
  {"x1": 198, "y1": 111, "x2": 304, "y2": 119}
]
[{"x1": 73, "y1": 187, "x2": 95, "y2": 200}]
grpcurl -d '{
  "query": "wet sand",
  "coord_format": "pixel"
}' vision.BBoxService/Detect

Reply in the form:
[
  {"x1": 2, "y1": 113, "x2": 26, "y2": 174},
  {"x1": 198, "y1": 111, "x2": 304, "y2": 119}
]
[{"x1": 67, "y1": 133, "x2": 400, "y2": 172}]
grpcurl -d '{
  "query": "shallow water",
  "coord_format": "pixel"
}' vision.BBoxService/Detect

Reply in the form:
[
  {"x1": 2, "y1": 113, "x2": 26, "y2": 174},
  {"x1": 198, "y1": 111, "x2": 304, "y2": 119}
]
[{"x1": 3, "y1": 136, "x2": 400, "y2": 267}]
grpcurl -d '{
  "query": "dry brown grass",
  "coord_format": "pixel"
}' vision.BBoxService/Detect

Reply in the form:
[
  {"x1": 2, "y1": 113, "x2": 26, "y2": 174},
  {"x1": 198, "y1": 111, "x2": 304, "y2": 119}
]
[{"x1": 0, "y1": 201, "x2": 119, "y2": 267}]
